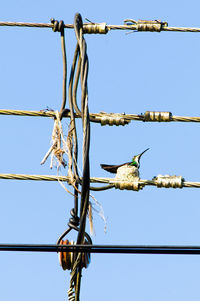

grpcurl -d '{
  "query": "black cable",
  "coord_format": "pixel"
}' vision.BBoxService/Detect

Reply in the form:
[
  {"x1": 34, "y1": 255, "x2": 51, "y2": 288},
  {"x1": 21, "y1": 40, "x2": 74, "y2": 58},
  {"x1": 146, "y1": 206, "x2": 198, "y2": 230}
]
[{"x1": 1, "y1": 244, "x2": 200, "y2": 255}]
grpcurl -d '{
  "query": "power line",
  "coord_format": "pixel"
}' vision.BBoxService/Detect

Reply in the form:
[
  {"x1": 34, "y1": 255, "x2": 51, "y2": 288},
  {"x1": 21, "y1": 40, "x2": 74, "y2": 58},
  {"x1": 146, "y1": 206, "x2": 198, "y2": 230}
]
[
  {"x1": 2, "y1": 109, "x2": 200, "y2": 124},
  {"x1": 1, "y1": 20, "x2": 200, "y2": 33},
  {"x1": 0, "y1": 173, "x2": 200, "y2": 190},
  {"x1": 1, "y1": 12, "x2": 200, "y2": 300},
  {"x1": 1, "y1": 244, "x2": 200, "y2": 255}
]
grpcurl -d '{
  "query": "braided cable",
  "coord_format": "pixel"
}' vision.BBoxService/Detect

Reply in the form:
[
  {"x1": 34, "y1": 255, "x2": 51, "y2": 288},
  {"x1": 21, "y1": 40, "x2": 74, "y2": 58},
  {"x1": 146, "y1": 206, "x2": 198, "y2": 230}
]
[
  {"x1": 1, "y1": 20, "x2": 200, "y2": 33},
  {"x1": 2, "y1": 109, "x2": 200, "y2": 124},
  {"x1": 1, "y1": 173, "x2": 200, "y2": 188},
  {"x1": 67, "y1": 13, "x2": 92, "y2": 301}
]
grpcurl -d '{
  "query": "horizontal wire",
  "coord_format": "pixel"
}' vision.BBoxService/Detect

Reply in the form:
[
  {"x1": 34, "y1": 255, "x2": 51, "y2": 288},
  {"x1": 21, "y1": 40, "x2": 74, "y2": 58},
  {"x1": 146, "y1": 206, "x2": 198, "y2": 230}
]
[
  {"x1": 0, "y1": 173, "x2": 199, "y2": 188},
  {"x1": 1, "y1": 109, "x2": 200, "y2": 123},
  {"x1": 0, "y1": 109, "x2": 74, "y2": 118},
  {"x1": 0, "y1": 21, "x2": 71, "y2": 29},
  {"x1": 1, "y1": 243, "x2": 200, "y2": 254},
  {"x1": 0, "y1": 173, "x2": 70, "y2": 181},
  {"x1": 1, "y1": 21, "x2": 200, "y2": 33}
]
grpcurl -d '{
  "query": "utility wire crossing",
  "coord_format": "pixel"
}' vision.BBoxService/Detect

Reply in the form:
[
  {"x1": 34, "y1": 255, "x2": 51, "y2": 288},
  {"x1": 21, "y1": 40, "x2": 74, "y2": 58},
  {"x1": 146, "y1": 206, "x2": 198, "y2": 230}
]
[{"x1": 1, "y1": 13, "x2": 200, "y2": 300}]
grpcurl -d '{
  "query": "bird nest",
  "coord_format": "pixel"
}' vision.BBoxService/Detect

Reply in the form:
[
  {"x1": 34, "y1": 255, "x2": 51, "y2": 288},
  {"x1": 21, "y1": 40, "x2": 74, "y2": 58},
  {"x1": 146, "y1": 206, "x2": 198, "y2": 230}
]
[{"x1": 115, "y1": 165, "x2": 139, "y2": 181}]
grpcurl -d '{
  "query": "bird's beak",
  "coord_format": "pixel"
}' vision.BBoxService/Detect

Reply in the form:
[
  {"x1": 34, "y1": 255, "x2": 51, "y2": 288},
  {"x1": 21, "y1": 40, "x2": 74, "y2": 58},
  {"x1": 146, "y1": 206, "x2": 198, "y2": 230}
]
[{"x1": 137, "y1": 148, "x2": 150, "y2": 161}]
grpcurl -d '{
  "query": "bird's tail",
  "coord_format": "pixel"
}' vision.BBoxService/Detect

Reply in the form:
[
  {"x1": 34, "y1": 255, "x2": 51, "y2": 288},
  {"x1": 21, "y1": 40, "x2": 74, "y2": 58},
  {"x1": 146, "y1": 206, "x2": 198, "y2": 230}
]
[{"x1": 100, "y1": 163, "x2": 125, "y2": 174}]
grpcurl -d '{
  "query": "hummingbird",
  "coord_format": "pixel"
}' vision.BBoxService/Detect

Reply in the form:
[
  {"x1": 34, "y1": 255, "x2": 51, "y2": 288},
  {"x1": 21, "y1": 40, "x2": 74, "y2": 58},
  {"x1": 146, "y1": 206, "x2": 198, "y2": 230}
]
[{"x1": 100, "y1": 148, "x2": 149, "y2": 174}]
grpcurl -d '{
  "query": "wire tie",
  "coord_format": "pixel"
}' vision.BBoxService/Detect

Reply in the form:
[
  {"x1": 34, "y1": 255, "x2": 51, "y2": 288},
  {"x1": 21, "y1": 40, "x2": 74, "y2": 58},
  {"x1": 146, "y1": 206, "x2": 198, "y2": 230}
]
[
  {"x1": 154, "y1": 175, "x2": 184, "y2": 188},
  {"x1": 68, "y1": 287, "x2": 75, "y2": 301},
  {"x1": 143, "y1": 111, "x2": 172, "y2": 122},
  {"x1": 124, "y1": 19, "x2": 168, "y2": 32},
  {"x1": 96, "y1": 112, "x2": 130, "y2": 126},
  {"x1": 83, "y1": 22, "x2": 108, "y2": 34},
  {"x1": 113, "y1": 179, "x2": 141, "y2": 191},
  {"x1": 50, "y1": 18, "x2": 64, "y2": 32}
]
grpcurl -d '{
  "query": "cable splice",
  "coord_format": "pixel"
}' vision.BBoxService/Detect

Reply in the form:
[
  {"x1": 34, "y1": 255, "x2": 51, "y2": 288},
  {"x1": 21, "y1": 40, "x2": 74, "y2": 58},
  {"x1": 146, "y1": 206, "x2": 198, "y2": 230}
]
[
  {"x1": 83, "y1": 22, "x2": 108, "y2": 34},
  {"x1": 113, "y1": 180, "x2": 141, "y2": 191},
  {"x1": 95, "y1": 112, "x2": 130, "y2": 126},
  {"x1": 143, "y1": 111, "x2": 172, "y2": 122},
  {"x1": 153, "y1": 175, "x2": 184, "y2": 188},
  {"x1": 124, "y1": 19, "x2": 168, "y2": 32}
]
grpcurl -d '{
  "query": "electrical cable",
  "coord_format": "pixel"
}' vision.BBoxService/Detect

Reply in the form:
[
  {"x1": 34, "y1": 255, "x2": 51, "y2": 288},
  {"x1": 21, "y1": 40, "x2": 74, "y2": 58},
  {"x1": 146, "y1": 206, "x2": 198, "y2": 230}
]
[{"x1": 1, "y1": 244, "x2": 200, "y2": 255}]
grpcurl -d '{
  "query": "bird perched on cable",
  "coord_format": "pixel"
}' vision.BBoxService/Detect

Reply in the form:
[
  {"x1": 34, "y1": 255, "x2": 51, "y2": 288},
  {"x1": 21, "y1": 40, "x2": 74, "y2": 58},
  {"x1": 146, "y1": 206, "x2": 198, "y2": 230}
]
[{"x1": 100, "y1": 148, "x2": 149, "y2": 180}]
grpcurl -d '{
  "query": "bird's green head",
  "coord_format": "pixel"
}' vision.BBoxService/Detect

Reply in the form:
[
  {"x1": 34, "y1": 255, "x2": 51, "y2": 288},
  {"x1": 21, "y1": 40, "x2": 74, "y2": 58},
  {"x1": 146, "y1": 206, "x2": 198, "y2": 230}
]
[
  {"x1": 131, "y1": 148, "x2": 149, "y2": 169},
  {"x1": 130, "y1": 157, "x2": 139, "y2": 168}
]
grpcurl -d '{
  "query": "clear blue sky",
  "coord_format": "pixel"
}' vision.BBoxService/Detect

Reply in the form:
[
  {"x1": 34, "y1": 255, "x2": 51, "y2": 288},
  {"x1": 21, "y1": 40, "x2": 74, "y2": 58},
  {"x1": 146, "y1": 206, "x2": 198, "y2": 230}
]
[{"x1": 1, "y1": 0, "x2": 200, "y2": 300}]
